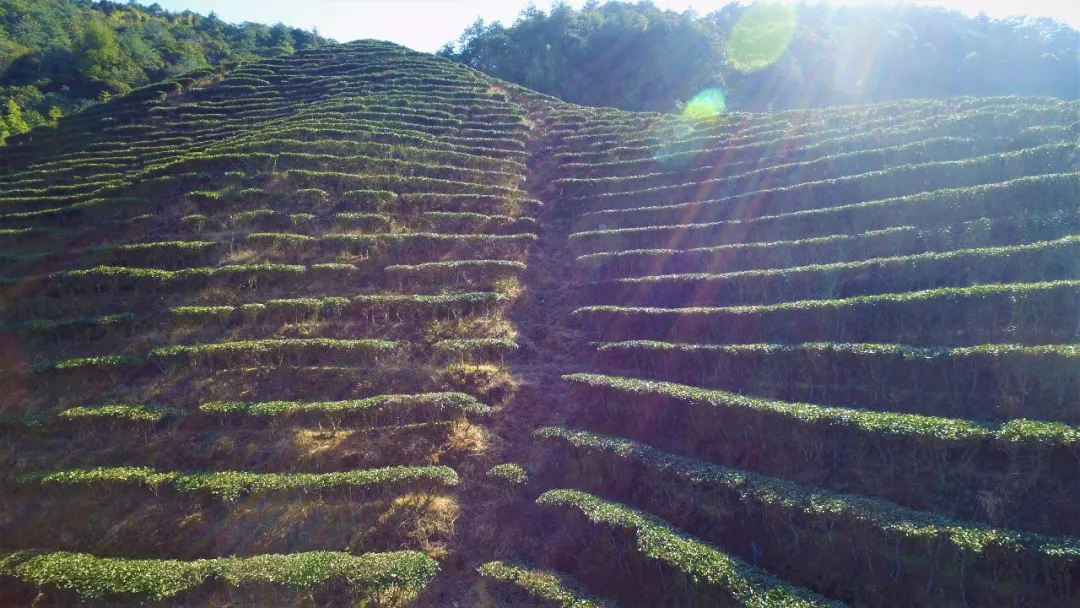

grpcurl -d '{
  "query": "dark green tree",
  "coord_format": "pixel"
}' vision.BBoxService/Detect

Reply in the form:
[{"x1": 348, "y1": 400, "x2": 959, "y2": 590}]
[
  {"x1": 0, "y1": 0, "x2": 331, "y2": 125},
  {"x1": 74, "y1": 20, "x2": 128, "y2": 79},
  {"x1": 439, "y1": 1, "x2": 726, "y2": 112}
]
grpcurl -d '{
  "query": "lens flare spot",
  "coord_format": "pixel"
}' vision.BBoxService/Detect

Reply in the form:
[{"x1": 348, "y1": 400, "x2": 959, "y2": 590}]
[
  {"x1": 727, "y1": 3, "x2": 797, "y2": 73},
  {"x1": 682, "y1": 88, "x2": 727, "y2": 122}
]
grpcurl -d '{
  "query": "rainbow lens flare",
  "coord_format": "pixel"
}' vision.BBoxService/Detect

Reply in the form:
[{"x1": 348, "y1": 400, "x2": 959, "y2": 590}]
[{"x1": 682, "y1": 88, "x2": 727, "y2": 122}]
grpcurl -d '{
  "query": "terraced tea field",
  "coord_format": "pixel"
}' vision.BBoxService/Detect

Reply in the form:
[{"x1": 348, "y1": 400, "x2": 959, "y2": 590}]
[{"x1": 1, "y1": 40, "x2": 1078, "y2": 606}]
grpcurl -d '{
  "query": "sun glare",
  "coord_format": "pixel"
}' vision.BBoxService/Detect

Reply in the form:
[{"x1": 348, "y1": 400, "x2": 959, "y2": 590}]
[{"x1": 726, "y1": 2, "x2": 799, "y2": 73}]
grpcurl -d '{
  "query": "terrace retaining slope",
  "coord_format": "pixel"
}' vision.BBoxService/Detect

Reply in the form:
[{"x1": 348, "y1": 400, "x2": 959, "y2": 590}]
[{"x1": 1, "y1": 41, "x2": 1078, "y2": 607}]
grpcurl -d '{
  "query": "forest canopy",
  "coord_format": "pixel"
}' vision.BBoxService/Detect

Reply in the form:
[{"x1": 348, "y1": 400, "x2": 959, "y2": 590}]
[
  {"x1": 438, "y1": 1, "x2": 1080, "y2": 112},
  {"x1": 0, "y1": 0, "x2": 328, "y2": 138}
]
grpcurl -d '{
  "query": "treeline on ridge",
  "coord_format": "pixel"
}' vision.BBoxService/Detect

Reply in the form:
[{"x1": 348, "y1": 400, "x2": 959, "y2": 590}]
[
  {"x1": 0, "y1": 0, "x2": 328, "y2": 141},
  {"x1": 438, "y1": 0, "x2": 1080, "y2": 112}
]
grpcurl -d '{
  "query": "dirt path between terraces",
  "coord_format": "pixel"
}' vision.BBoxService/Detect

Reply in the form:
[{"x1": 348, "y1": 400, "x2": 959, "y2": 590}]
[{"x1": 417, "y1": 92, "x2": 594, "y2": 607}]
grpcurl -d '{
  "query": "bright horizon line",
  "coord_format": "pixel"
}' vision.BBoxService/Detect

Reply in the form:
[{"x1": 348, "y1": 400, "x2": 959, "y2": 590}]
[{"x1": 150, "y1": 1, "x2": 1080, "y2": 54}]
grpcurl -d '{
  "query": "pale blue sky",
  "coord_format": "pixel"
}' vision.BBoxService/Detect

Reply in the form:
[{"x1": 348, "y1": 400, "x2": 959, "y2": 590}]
[{"x1": 153, "y1": 0, "x2": 1080, "y2": 52}]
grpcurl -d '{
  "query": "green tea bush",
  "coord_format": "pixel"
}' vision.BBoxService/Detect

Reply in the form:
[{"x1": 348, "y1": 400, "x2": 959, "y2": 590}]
[
  {"x1": 579, "y1": 236, "x2": 1080, "y2": 306},
  {"x1": 486, "y1": 463, "x2": 529, "y2": 486},
  {"x1": 58, "y1": 405, "x2": 184, "y2": 424},
  {"x1": 151, "y1": 338, "x2": 398, "y2": 368},
  {"x1": 574, "y1": 280, "x2": 1080, "y2": 346},
  {"x1": 574, "y1": 173, "x2": 1078, "y2": 240},
  {"x1": 0, "y1": 550, "x2": 437, "y2": 602},
  {"x1": 535, "y1": 427, "x2": 1080, "y2": 605},
  {"x1": 478, "y1": 560, "x2": 614, "y2": 608},
  {"x1": 17, "y1": 465, "x2": 458, "y2": 502},
  {"x1": 589, "y1": 340, "x2": 1080, "y2": 422},
  {"x1": 385, "y1": 260, "x2": 527, "y2": 286},
  {"x1": 340, "y1": 189, "x2": 398, "y2": 211},
  {"x1": 201, "y1": 392, "x2": 489, "y2": 424},
  {"x1": 537, "y1": 489, "x2": 839, "y2": 607},
  {"x1": 229, "y1": 209, "x2": 292, "y2": 231},
  {"x1": 577, "y1": 212, "x2": 1080, "y2": 280},
  {"x1": 433, "y1": 339, "x2": 519, "y2": 362},
  {"x1": 180, "y1": 214, "x2": 207, "y2": 233},
  {"x1": 352, "y1": 292, "x2": 508, "y2": 321},
  {"x1": 293, "y1": 188, "x2": 330, "y2": 207},
  {"x1": 563, "y1": 373, "x2": 1080, "y2": 534}
]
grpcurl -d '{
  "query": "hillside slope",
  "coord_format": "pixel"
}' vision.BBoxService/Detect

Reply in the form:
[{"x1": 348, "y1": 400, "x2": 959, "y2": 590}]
[
  {"x1": 0, "y1": 0, "x2": 327, "y2": 136},
  {"x1": 1, "y1": 40, "x2": 1078, "y2": 607}
]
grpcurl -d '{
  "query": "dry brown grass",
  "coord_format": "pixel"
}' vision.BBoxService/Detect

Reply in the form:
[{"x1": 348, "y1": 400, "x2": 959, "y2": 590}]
[
  {"x1": 220, "y1": 247, "x2": 258, "y2": 264},
  {"x1": 445, "y1": 420, "x2": 489, "y2": 459},
  {"x1": 378, "y1": 494, "x2": 461, "y2": 559},
  {"x1": 195, "y1": 285, "x2": 245, "y2": 305},
  {"x1": 423, "y1": 315, "x2": 518, "y2": 344},
  {"x1": 289, "y1": 427, "x2": 353, "y2": 461},
  {"x1": 436, "y1": 363, "x2": 517, "y2": 403},
  {"x1": 492, "y1": 277, "x2": 525, "y2": 300},
  {"x1": 976, "y1": 488, "x2": 1014, "y2": 526},
  {"x1": 2, "y1": 493, "x2": 455, "y2": 561}
]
